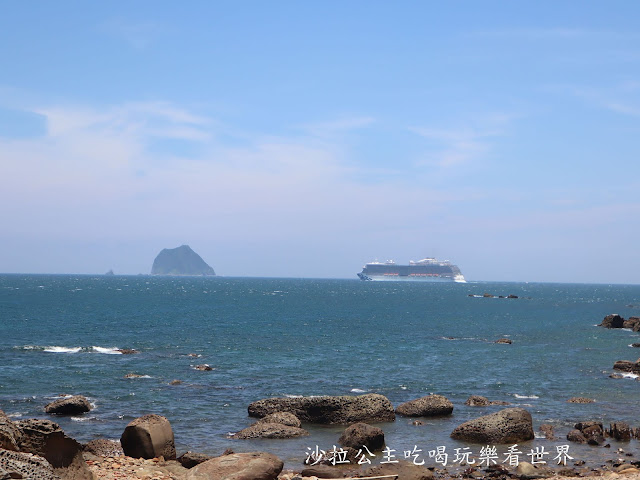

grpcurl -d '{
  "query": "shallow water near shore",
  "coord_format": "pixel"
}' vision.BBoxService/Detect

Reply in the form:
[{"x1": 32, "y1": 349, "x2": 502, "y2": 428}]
[{"x1": 1, "y1": 274, "x2": 639, "y2": 470}]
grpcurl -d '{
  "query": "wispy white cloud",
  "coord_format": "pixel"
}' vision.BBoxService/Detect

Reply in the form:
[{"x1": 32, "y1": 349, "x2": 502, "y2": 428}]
[
  {"x1": 101, "y1": 19, "x2": 166, "y2": 51},
  {"x1": 410, "y1": 113, "x2": 516, "y2": 168}
]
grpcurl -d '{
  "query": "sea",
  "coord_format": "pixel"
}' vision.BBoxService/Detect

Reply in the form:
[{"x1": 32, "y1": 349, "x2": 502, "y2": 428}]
[{"x1": 1, "y1": 274, "x2": 639, "y2": 471}]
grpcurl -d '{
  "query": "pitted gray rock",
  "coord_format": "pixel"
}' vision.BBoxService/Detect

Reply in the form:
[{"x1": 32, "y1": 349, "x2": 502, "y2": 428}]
[
  {"x1": 248, "y1": 394, "x2": 395, "y2": 424},
  {"x1": 0, "y1": 449, "x2": 59, "y2": 480},
  {"x1": 450, "y1": 407, "x2": 534, "y2": 444},
  {"x1": 396, "y1": 394, "x2": 453, "y2": 417}
]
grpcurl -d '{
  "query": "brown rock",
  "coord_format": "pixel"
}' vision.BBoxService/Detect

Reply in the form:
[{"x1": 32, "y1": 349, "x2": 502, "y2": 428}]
[
  {"x1": 396, "y1": 394, "x2": 453, "y2": 417},
  {"x1": 495, "y1": 338, "x2": 512, "y2": 344},
  {"x1": 116, "y1": 349, "x2": 139, "y2": 354},
  {"x1": 44, "y1": 396, "x2": 92, "y2": 416},
  {"x1": 231, "y1": 422, "x2": 309, "y2": 439},
  {"x1": 247, "y1": 393, "x2": 395, "y2": 424},
  {"x1": 0, "y1": 410, "x2": 21, "y2": 451},
  {"x1": 609, "y1": 422, "x2": 632, "y2": 441},
  {"x1": 600, "y1": 314, "x2": 625, "y2": 328},
  {"x1": 567, "y1": 429, "x2": 587, "y2": 443},
  {"x1": 185, "y1": 452, "x2": 283, "y2": 480},
  {"x1": 337, "y1": 423, "x2": 385, "y2": 451},
  {"x1": 0, "y1": 449, "x2": 59, "y2": 480},
  {"x1": 169, "y1": 379, "x2": 183, "y2": 385},
  {"x1": 450, "y1": 407, "x2": 534, "y2": 444},
  {"x1": 567, "y1": 397, "x2": 595, "y2": 403},
  {"x1": 539, "y1": 424, "x2": 555, "y2": 440},
  {"x1": 465, "y1": 395, "x2": 490, "y2": 406},
  {"x1": 177, "y1": 451, "x2": 211, "y2": 469},
  {"x1": 613, "y1": 360, "x2": 640, "y2": 373},
  {"x1": 120, "y1": 414, "x2": 176, "y2": 460},
  {"x1": 83, "y1": 438, "x2": 123, "y2": 457},
  {"x1": 256, "y1": 412, "x2": 301, "y2": 428},
  {"x1": 15, "y1": 419, "x2": 91, "y2": 479},
  {"x1": 361, "y1": 459, "x2": 434, "y2": 480}
]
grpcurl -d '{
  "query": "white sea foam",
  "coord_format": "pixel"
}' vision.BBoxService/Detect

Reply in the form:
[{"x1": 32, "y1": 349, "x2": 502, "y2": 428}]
[
  {"x1": 43, "y1": 346, "x2": 82, "y2": 353},
  {"x1": 350, "y1": 388, "x2": 367, "y2": 393},
  {"x1": 92, "y1": 346, "x2": 122, "y2": 354},
  {"x1": 514, "y1": 394, "x2": 539, "y2": 399},
  {"x1": 70, "y1": 416, "x2": 96, "y2": 422},
  {"x1": 619, "y1": 372, "x2": 639, "y2": 379},
  {"x1": 284, "y1": 394, "x2": 303, "y2": 398}
]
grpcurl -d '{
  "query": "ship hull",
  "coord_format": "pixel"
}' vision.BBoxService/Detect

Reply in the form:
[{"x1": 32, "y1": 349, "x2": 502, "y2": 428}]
[
  {"x1": 363, "y1": 275, "x2": 465, "y2": 283},
  {"x1": 358, "y1": 258, "x2": 466, "y2": 283}
]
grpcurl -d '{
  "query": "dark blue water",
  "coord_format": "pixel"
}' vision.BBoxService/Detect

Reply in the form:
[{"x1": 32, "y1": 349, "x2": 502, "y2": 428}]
[{"x1": 1, "y1": 275, "x2": 639, "y2": 469}]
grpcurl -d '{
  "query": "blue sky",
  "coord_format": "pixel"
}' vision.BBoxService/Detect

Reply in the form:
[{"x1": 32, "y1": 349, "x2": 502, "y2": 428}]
[{"x1": 1, "y1": 2, "x2": 639, "y2": 283}]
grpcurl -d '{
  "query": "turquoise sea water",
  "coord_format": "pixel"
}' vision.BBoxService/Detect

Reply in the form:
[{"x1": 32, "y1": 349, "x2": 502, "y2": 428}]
[{"x1": 1, "y1": 274, "x2": 639, "y2": 469}]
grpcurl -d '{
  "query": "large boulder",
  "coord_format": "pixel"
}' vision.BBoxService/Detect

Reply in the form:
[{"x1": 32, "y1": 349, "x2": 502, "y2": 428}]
[
  {"x1": 231, "y1": 422, "x2": 309, "y2": 439},
  {"x1": 396, "y1": 394, "x2": 453, "y2": 417},
  {"x1": 185, "y1": 452, "x2": 283, "y2": 480},
  {"x1": 450, "y1": 408, "x2": 534, "y2": 444},
  {"x1": 0, "y1": 449, "x2": 59, "y2": 480},
  {"x1": 0, "y1": 410, "x2": 21, "y2": 451},
  {"x1": 338, "y1": 423, "x2": 385, "y2": 451},
  {"x1": 15, "y1": 419, "x2": 91, "y2": 480},
  {"x1": 247, "y1": 394, "x2": 395, "y2": 424},
  {"x1": 16, "y1": 419, "x2": 82, "y2": 469},
  {"x1": 256, "y1": 412, "x2": 301, "y2": 428},
  {"x1": 44, "y1": 396, "x2": 92, "y2": 416},
  {"x1": 120, "y1": 414, "x2": 176, "y2": 460},
  {"x1": 600, "y1": 314, "x2": 625, "y2": 328}
]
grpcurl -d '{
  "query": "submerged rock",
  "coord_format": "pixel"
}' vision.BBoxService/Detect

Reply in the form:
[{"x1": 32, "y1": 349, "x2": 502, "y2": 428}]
[
  {"x1": 567, "y1": 397, "x2": 595, "y2": 403},
  {"x1": 495, "y1": 338, "x2": 512, "y2": 344},
  {"x1": 396, "y1": 394, "x2": 453, "y2": 417},
  {"x1": 450, "y1": 408, "x2": 534, "y2": 444},
  {"x1": 248, "y1": 394, "x2": 395, "y2": 424}
]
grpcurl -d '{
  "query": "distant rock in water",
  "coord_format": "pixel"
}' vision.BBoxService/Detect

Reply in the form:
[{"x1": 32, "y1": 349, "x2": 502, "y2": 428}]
[
  {"x1": 105, "y1": 269, "x2": 114, "y2": 276},
  {"x1": 151, "y1": 245, "x2": 215, "y2": 276}
]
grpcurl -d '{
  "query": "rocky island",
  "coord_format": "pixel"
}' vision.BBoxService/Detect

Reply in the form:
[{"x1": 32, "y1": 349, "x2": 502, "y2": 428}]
[{"x1": 151, "y1": 245, "x2": 216, "y2": 276}]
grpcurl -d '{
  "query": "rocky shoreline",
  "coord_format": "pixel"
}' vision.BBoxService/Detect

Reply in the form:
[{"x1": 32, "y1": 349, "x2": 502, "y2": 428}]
[{"x1": 3, "y1": 389, "x2": 640, "y2": 480}]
